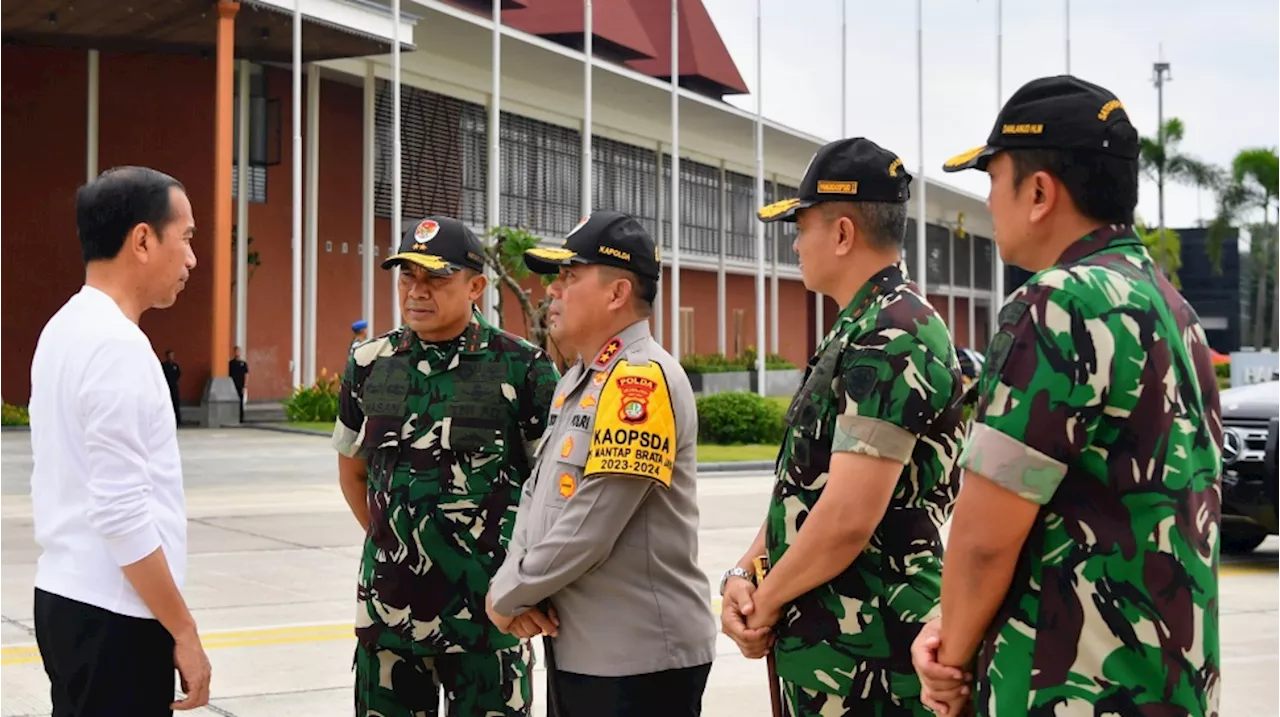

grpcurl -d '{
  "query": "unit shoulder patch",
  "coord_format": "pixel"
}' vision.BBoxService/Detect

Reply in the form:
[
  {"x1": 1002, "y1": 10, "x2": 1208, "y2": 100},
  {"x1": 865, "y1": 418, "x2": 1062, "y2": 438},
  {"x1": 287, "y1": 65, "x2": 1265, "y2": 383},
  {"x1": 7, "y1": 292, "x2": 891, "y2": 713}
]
[{"x1": 584, "y1": 359, "x2": 677, "y2": 488}]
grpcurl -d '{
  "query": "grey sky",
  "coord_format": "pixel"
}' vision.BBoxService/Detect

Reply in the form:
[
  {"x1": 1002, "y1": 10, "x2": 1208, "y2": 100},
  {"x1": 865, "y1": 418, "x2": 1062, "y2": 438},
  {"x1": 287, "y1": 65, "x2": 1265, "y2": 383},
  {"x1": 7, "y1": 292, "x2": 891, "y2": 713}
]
[{"x1": 702, "y1": 0, "x2": 1279, "y2": 233}]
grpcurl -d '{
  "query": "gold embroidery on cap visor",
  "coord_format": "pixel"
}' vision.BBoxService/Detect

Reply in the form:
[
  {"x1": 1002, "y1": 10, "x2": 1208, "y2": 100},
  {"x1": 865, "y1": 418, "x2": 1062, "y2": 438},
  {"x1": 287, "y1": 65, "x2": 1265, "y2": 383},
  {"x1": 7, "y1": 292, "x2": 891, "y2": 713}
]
[
  {"x1": 757, "y1": 197, "x2": 801, "y2": 222},
  {"x1": 384, "y1": 252, "x2": 453, "y2": 273},
  {"x1": 524, "y1": 246, "x2": 579, "y2": 273},
  {"x1": 816, "y1": 180, "x2": 858, "y2": 195},
  {"x1": 943, "y1": 145, "x2": 989, "y2": 171}
]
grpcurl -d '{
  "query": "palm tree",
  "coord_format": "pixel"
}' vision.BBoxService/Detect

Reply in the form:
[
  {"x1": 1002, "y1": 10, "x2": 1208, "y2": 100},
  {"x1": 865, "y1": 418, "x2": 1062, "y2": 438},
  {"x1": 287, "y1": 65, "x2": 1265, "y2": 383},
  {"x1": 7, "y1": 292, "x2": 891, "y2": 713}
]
[
  {"x1": 1210, "y1": 147, "x2": 1279, "y2": 349},
  {"x1": 1135, "y1": 220, "x2": 1182, "y2": 289},
  {"x1": 1140, "y1": 118, "x2": 1222, "y2": 244}
]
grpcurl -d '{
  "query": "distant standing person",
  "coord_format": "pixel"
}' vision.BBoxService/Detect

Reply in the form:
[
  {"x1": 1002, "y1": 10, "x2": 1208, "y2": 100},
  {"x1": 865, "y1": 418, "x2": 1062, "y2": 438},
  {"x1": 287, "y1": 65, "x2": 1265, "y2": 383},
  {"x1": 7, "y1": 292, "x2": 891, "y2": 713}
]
[
  {"x1": 229, "y1": 346, "x2": 249, "y2": 423},
  {"x1": 29, "y1": 166, "x2": 210, "y2": 715},
  {"x1": 350, "y1": 319, "x2": 369, "y2": 350},
  {"x1": 161, "y1": 349, "x2": 181, "y2": 425}
]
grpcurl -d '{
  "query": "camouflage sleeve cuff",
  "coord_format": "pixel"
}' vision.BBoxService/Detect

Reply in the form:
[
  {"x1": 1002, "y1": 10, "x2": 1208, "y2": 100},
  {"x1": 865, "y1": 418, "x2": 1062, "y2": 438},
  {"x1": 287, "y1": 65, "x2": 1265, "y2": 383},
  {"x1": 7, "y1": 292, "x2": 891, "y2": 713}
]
[
  {"x1": 832, "y1": 414, "x2": 917, "y2": 464},
  {"x1": 331, "y1": 420, "x2": 362, "y2": 458},
  {"x1": 959, "y1": 423, "x2": 1067, "y2": 505}
]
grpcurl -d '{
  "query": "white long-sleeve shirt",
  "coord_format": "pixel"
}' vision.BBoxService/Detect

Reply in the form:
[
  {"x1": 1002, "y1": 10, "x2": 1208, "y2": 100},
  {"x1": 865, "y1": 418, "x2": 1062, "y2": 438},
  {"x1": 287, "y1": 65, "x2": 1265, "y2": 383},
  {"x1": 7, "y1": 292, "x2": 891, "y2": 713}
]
[{"x1": 29, "y1": 285, "x2": 187, "y2": 619}]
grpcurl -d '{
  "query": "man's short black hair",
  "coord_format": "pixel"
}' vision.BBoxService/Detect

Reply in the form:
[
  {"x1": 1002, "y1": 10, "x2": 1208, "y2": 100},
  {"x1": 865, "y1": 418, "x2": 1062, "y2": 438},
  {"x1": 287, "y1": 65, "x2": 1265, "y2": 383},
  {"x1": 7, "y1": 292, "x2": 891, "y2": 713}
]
[
  {"x1": 1008, "y1": 149, "x2": 1138, "y2": 226},
  {"x1": 821, "y1": 201, "x2": 908, "y2": 250},
  {"x1": 76, "y1": 166, "x2": 186, "y2": 263},
  {"x1": 597, "y1": 265, "x2": 657, "y2": 315}
]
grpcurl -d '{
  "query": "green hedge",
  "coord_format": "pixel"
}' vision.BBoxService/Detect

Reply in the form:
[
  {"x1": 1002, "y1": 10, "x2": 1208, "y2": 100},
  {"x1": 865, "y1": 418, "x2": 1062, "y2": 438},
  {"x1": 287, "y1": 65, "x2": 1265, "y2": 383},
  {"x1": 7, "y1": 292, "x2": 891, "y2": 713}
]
[
  {"x1": 284, "y1": 369, "x2": 340, "y2": 423},
  {"x1": 681, "y1": 348, "x2": 796, "y2": 375},
  {"x1": 2, "y1": 403, "x2": 29, "y2": 426},
  {"x1": 696, "y1": 391, "x2": 786, "y2": 445}
]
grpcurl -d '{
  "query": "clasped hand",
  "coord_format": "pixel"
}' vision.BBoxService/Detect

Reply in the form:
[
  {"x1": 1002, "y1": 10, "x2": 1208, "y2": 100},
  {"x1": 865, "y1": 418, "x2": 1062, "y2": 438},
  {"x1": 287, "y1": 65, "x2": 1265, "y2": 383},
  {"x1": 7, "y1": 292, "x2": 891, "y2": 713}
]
[
  {"x1": 719, "y1": 577, "x2": 777, "y2": 659},
  {"x1": 910, "y1": 618, "x2": 974, "y2": 716},
  {"x1": 485, "y1": 591, "x2": 559, "y2": 639}
]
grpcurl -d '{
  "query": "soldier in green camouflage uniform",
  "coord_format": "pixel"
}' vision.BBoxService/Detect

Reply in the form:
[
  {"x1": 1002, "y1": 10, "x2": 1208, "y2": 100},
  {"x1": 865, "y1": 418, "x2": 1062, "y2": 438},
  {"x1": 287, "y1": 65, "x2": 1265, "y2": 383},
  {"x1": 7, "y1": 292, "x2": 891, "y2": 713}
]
[
  {"x1": 332, "y1": 216, "x2": 559, "y2": 717},
  {"x1": 719, "y1": 138, "x2": 965, "y2": 716},
  {"x1": 914, "y1": 76, "x2": 1222, "y2": 717}
]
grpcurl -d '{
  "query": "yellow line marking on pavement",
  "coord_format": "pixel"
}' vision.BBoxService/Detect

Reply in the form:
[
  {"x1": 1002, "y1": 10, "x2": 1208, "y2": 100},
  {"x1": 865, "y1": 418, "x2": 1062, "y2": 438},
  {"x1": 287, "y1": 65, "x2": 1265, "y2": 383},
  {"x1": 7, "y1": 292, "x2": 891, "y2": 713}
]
[
  {"x1": 1, "y1": 601, "x2": 727, "y2": 666},
  {"x1": 8, "y1": 567, "x2": 1276, "y2": 667}
]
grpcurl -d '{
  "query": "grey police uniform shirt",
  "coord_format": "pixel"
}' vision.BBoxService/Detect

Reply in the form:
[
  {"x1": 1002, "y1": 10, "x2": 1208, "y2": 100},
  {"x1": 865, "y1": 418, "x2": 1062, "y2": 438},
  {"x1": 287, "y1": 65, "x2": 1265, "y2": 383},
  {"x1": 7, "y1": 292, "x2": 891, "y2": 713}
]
[{"x1": 489, "y1": 318, "x2": 717, "y2": 677}]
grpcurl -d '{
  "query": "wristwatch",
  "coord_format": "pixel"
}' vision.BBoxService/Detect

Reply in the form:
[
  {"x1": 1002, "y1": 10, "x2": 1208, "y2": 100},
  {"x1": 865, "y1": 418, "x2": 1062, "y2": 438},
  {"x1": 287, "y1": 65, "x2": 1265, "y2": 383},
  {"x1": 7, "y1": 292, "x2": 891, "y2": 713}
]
[{"x1": 719, "y1": 567, "x2": 754, "y2": 596}]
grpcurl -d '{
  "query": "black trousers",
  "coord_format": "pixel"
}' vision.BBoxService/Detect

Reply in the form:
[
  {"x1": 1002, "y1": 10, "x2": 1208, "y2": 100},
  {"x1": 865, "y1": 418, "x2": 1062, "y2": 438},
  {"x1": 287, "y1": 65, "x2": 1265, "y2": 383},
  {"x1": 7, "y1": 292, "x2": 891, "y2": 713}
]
[
  {"x1": 34, "y1": 588, "x2": 176, "y2": 717},
  {"x1": 548, "y1": 662, "x2": 712, "y2": 717}
]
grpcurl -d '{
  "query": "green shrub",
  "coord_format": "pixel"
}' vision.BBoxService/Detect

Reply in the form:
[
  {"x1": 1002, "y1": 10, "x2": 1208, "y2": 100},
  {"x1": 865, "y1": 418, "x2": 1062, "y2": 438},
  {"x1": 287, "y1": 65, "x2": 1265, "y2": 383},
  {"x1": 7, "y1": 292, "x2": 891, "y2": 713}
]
[
  {"x1": 2, "y1": 402, "x2": 29, "y2": 426},
  {"x1": 696, "y1": 391, "x2": 786, "y2": 445},
  {"x1": 284, "y1": 369, "x2": 339, "y2": 423},
  {"x1": 681, "y1": 347, "x2": 797, "y2": 375}
]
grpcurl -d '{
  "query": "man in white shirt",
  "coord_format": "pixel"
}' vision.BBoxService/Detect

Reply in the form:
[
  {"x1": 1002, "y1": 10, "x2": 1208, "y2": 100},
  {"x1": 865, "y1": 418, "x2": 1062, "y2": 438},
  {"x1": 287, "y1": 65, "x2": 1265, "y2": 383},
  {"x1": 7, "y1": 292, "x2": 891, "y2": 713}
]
[{"x1": 29, "y1": 166, "x2": 211, "y2": 715}]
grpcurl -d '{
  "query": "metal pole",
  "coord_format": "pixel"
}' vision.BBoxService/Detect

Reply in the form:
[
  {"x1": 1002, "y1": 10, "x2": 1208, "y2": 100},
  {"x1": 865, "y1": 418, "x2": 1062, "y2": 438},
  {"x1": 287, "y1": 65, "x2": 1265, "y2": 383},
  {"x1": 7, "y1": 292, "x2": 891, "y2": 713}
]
[
  {"x1": 1065, "y1": 0, "x2": 1071, "y2": 73},
  {"x1": 654, "y1": 142, "x2": 665, "y2": 347},
  {"x1": 992, "y1": 0, "x2": 1005, "y2": 325},
  {"x1": 718, "y1": 160, "x2": 727, "y2": 356},
  {"x1": 670, "y1": 0, "x2": 681, "y2": 359},
  {"x1": 362, "y1": 61, "x2": 376, "y2": 335},
  {"x1": 304, "y1": 65, "x2": 320, "y2": 385},
  {"x1": 754, "y1": 0, "x2": 766, "y2": 395},
  {"x1": 486, "y1": 0, "x2": 501, "y2": 324},
  {"x1": 915, "y1": 0, "x2": 926, "y2": 296},
  {"x1": 235, "y1": 60, "x2": 250, "y2": 352},
  {"x1": 947, "y1": 226, "x2": 955, "y2": 339},
  {"x1": 87, "y1": 50, "x2": 99, "y2": 180},
  {"x1": 582, "y1": 0, "x2": 593, "y2": 217},
  {"x1": 291, "y1": 0, "x2": 302, "y2": 388},
  {"x1": 967, "y1": 230, "x2": 975, "y2": 348},
  {"x1": 1154, "y1": 50, "x2": 1171, "y2": 253},
  {"x1": 769, "y1": 177, "x2": 779, "y2": 355},
  {"x1": 392, "y1": 0, "x2": 404, "y2": 328}
]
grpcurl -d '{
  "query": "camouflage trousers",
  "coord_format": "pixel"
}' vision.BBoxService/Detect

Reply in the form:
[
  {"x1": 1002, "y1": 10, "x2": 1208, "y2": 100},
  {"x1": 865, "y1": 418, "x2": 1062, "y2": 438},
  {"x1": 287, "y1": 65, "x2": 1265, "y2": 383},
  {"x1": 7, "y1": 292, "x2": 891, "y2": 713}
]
[
  {"x1": 783, "y1": 675, "x2": 933, "y2": 717},
  {"x1": 353, "y1": 641, "x2": 532, "y2": 717}
]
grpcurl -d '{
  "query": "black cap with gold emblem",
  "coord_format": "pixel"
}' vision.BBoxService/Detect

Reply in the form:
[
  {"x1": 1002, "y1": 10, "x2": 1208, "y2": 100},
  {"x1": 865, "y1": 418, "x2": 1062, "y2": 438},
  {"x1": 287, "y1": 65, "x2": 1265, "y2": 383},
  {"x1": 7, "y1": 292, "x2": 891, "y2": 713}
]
[
  {"x1": 382, "y1": 216, "x2": 487, "y2": 276},
  {"x1": 757, "y1": 137, "x2": 912, "y2": 223},
  {"x1": 524, "y1": 210, "x2": 661, "y2": 281},
  {"x1": 942, "y1": 75, "x2": 1140, "y2": 173}
]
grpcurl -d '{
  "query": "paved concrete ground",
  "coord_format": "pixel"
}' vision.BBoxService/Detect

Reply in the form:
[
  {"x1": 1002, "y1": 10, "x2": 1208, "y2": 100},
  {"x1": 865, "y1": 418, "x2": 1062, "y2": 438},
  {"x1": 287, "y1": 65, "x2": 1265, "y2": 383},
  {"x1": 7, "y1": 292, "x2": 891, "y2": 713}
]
[{"x1": 2, "y1": 429, "x2": 1276, "y2": 716}]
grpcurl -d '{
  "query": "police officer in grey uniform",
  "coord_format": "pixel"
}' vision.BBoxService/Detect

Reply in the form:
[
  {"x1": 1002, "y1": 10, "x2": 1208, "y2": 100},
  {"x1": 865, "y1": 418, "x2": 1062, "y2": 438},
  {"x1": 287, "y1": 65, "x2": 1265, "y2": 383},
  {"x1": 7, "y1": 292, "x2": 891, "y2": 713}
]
[{"x1": 486, "y1": 210, "x2": 717, "y2": 716}]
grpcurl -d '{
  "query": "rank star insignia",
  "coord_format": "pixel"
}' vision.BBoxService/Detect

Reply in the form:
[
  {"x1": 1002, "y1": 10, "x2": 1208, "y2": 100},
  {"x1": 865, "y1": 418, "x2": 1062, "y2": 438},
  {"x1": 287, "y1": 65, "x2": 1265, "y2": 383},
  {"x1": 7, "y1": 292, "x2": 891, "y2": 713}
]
[
  {"x1": 616, "y1": 375, "x2": 658, "y2": 425},
  {"x1": 595, "y1": 338, "x2": 622, "y2": 366},
  {"x1": 561, "y1": 436, "x2": 574, "y2": 457},
  {"x1": 558, "y1": 472, "x2": 577, "y2": 498}
]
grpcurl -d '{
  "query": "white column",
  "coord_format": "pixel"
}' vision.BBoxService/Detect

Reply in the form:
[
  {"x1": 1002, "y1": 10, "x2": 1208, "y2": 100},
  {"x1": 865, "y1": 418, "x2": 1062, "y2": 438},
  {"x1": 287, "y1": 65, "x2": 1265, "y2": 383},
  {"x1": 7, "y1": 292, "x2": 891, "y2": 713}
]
[
  {"x1": 291, "y1": 1, "x2": 303, "y2": 388},
  {"x1": 304, "y1": 65, "x2": 320, "y2": 386},
  {"x1": 669, "y1": 0, "x2": 681, "y2": 359},
  {"x1": 992, "y1": 0, "x2": 1005, "y2": 331},
  {"x1": 654, "y1": 142, "x2": 665, "y2": 347},
  {"x1": 484, "y1": 0, "x2": 502, "y2": 325},
  {"x1": 968, "y1": 229, "x2": 976, "y2": 348},
  {"x1": 235, "y1": 60, "x2": 250, "y2": 352},
  {"x1": 753, "y1": 0, "x2": 766, "y2": 395},
  {"x1": 582, "y1": 0, "x2": 593, "y2": 217},
  {"x1": 392, "y1": 0, "x2": 404, "y2": 329},
  {"x1": 769, "y1": 177, "x2": 779, "y2": 355},
  {"x1": 1064, "y1": 0, "x2": 1071, "y2": 73},
  {"x1": 87, "y1": 50, "x2": 99, "y2": 180},
  {"x1": 947, "y1": 225, "x2": 955, "y2": 340},
  {"x1": 717, "y1": 160, "x2": 727, "y2": 356},
  {"x1": 915, "y1": 0, "x2": 927, "y2": 297},
  {"x1": 362, "y1": 61, "x2": 376, "y2": 335}
]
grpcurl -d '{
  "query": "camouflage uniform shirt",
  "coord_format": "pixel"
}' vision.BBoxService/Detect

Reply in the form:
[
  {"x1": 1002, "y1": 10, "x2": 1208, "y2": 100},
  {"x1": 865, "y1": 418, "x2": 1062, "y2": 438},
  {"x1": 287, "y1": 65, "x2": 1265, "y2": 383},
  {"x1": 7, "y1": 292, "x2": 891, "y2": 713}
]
[
  {"x1": 332, "y1": 311, "x2": 559, "y2": 656},
  {"x1": 767, "y1": 261, "x2": 965, "y2": 705},
  {"x1": 960, "y1": 226, "x2": 1222, "y2": 715}
]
